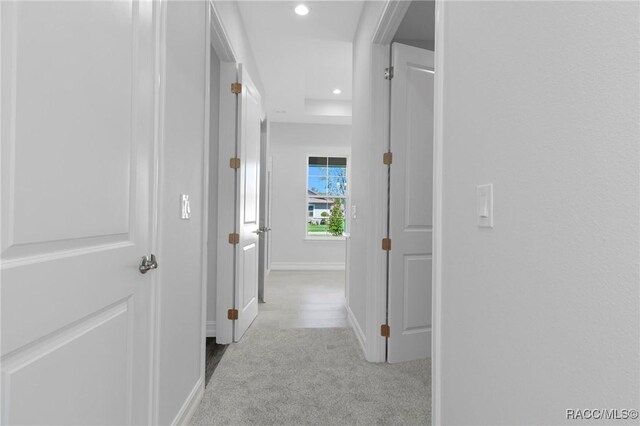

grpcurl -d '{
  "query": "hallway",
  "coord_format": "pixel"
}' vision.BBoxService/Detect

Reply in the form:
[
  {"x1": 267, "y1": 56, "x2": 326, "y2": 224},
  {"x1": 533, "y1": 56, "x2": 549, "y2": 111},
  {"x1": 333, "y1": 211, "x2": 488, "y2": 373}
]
[{"x1": 192, "y1": 271, "x2": 431, "y2": 425}]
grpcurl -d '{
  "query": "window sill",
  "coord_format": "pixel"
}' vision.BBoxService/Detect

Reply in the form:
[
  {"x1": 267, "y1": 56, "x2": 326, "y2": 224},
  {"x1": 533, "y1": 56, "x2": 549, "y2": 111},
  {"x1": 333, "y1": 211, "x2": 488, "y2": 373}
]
[{"x1": 304, "y1": 236, "x2": 346, "y2": 242}]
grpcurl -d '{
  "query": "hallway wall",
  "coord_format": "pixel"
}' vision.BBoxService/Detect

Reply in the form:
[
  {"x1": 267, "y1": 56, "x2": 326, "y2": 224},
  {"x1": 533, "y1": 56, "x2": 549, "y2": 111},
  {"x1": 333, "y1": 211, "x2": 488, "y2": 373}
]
[
  {"x1": 438, "y1": 1, "x2": 640, "y2": 424},
  {"x1": 269, "y1": 123, "x2": 351, "y2": 270},
  {"x1": 349, "y1": 0, "x2": 388, "y2": 359},
  {"x1": 156, "y1": 1, "x2": 207, "y2": 424}
]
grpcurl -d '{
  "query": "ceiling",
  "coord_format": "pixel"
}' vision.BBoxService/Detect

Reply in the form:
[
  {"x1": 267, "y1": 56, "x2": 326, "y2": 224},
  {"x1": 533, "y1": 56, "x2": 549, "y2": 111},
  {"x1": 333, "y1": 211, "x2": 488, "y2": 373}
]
[{"x1": 237, "y1": 1, "x2": 365, "y2": 125}]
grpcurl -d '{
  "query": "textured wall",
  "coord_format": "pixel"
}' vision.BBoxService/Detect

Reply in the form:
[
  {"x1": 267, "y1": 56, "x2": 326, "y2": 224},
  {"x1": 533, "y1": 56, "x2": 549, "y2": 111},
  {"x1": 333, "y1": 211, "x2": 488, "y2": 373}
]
[
  {"x1": 439, "y1": 2, "x2": 640, "y2": 424},
  {"x1": 157, "y1": 1, "x2": 207, "y2": 423}
]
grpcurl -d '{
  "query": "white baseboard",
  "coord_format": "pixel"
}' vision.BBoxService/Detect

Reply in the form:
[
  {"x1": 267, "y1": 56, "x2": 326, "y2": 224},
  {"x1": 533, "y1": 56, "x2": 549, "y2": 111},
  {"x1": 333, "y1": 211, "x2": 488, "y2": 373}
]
[
  {"x1": 347, "y1": 304, "x2": 366, "y2": 355},
  {"x1": 171, "y1": 377, "x2": 204, "y2": 426},
  {"x1": 206, "y1": 321, "x2": 216, "y2": 337},
  {"x1": 270, "y1": 262, "x2": 345, "y2": 271}
]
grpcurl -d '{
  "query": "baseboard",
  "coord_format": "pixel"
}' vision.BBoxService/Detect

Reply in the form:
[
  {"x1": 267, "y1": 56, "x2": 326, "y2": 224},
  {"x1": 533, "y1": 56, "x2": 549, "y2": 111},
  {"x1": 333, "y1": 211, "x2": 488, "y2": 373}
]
[
  {"x1": 347, "y1": 304, "x2": 366, "y2": 355},
  {"x1": 206, "y1": 320, "x2": 216, "y2": 337},
  {"x1": 270, "y1": 262, "x2": 345, "y2": 271},
  {"x1": 171, "y1": 377, "x2": 204, "y2": 426}
]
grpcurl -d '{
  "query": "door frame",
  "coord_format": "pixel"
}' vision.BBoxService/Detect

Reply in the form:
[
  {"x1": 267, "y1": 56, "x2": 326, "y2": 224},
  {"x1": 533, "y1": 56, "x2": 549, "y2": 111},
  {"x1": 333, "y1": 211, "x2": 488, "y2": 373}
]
[
  {"x1": 431, "y1": 1, "x2": 445, "y2": 424},
  {"x1": 366, "y1": 0, "x2": 410, "y2": 365},
  {"x1": 367, "y1": 1, "x2": 445, "y2": 424},
  {"x1": 150, "y1": 1, "x2": 166, "y2": 423}
]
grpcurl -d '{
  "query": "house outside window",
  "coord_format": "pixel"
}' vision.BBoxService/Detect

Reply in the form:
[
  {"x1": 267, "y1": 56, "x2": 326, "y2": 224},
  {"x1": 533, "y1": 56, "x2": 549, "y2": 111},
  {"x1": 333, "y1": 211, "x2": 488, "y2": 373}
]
[{"x1": 307, "y1": 156, "x2": 348, "y2": 237}]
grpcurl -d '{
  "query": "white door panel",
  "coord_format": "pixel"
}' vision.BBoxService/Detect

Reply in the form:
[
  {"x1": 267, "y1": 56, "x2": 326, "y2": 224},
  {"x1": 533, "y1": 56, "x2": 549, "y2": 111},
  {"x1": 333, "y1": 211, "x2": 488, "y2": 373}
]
[
  {"x1": 215, "y1": 63, "x2": 261, "y2": 343},
  {"x1": 234, "y1": 65, "x2": 261, "y2": 340},
  {"x1": 1, "y1": 1, "x2": 155, "y2": 424},
  {"x1": 258, "y1": 123, "x2": 271, "y2": 302},
  {"x1": 215, "y1": 63, "x2": 237, "y2": 345},
  {"x1": 388, "y1": 43, "x2": 434, "y2": 363}
]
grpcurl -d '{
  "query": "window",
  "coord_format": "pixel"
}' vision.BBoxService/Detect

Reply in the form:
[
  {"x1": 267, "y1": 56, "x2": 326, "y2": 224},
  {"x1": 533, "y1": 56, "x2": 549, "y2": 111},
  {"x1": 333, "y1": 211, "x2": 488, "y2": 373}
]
[{"x1": 307, "y1": 156, "x2": 348, "y2": 237}]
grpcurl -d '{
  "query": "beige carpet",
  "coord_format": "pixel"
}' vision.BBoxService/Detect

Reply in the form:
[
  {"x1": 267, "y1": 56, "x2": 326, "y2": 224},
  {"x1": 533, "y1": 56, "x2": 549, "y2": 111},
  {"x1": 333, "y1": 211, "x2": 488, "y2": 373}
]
[{"x1": 190, "y1": 327, "x2": 431, "y2": 425}]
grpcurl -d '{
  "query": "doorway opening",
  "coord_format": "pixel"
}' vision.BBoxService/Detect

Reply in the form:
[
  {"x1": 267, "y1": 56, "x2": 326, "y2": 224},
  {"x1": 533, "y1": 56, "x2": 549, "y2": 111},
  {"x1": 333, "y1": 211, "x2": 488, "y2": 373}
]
[
  {"x1": 201, "y1": 0, "x2": 437, "y2": 421},
  {"x1": 197, "y1": 0, "x2": 437, "y2": 423}
]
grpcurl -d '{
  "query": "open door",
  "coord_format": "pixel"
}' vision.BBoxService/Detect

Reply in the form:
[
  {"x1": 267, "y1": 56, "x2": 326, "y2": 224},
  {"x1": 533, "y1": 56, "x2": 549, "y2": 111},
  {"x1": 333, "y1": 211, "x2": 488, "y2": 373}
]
[
  {"x1": 1, "y1": 2, "x2": 156, "y2": 423},
  {"x1": 216, "y1": 64, "x2": 262, "y2": 343},
  {"x1": 387, "y1": 43, "x2": 435, "y2": 363},
  {"x1": 258, "y1": 121, "x2": 272, "y2": 303}
]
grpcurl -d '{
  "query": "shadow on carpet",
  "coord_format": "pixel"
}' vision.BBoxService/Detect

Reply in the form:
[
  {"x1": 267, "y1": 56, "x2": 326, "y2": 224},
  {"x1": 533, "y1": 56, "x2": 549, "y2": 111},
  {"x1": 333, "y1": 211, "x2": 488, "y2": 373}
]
[
  {"x1": 205, "y1": 337, "x2": 228, "y2": 387},
  {"x1": 190, "y1": 327, "x2": 430, "y2": 425}
]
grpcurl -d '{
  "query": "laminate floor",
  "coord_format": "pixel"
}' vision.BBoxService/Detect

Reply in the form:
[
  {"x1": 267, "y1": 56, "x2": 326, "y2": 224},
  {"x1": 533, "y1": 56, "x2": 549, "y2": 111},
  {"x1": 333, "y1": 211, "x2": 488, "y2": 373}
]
[{"x1": 254, "y1": 270, "x2": 348, "y2": 330}]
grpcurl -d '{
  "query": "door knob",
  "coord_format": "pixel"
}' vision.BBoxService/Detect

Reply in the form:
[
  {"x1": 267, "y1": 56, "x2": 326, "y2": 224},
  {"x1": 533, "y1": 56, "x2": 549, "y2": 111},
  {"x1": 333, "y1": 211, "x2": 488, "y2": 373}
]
[
  {"x1": 139, "y1": 254, "x2": 158, "y2": 274},
  {"x1": 259, "y1": 226, "x2": 271, "y2": 233}
]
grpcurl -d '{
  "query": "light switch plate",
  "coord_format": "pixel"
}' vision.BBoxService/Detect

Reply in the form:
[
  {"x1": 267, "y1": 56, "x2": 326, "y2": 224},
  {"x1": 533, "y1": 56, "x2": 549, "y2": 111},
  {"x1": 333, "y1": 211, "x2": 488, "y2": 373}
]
[
  {"x1": 476, "y1": 184, "x2": 493, "y2": 228},
  {"x1": 181, "y1": 194, "x2": 191, "y2": 220}
]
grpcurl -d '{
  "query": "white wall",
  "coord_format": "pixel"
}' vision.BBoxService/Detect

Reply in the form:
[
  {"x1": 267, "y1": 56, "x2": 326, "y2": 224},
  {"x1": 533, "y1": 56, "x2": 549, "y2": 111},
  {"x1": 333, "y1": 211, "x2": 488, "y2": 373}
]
[
  {"x1": 349, "y1": 0, "x2": 388, "y2": 357},
  {"x1": 438, "y1": 2, "x2": 640, "y2": 424},
  {"x1": 156, "y1": 1, "x2": 207, "y2": 424},
  {"x1": 206, "y1": 45, "x2": 221, "y2": 337},
  {"x1": 270, "y1": 123, "x2": 351, "y2": 270}
]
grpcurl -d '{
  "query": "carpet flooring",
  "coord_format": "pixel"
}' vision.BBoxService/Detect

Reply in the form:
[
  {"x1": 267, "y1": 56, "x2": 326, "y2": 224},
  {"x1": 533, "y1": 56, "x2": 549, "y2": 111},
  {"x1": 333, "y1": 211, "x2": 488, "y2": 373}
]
[{"x1": 190, "y1": 327, "x2": 431, "y2": 425}]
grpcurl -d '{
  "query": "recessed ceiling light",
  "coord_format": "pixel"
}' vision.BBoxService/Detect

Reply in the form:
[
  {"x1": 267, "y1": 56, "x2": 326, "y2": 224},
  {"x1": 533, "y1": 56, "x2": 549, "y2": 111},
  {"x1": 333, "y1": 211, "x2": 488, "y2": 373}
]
[
  {"x1": 333, "y1": 88, "x2": 342, "y2": 95},
  {"x1": 294, "y1": 4, "x2": 309, "y2": 16}
]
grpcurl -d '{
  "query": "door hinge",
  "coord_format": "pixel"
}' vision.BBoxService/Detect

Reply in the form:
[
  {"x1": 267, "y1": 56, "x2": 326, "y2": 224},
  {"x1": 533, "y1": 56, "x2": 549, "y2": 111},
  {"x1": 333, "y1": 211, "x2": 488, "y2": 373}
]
[
  {"x1": 383, "y1": 152, "x2": 393, "y2": 165},
  {"x1": 384, "y1": 67, "x2": 394, "y2": 80},
  {"x1": 381, "y1": 324, "x2": 390, "y2": 337},
  {"x1": 228, "y1": 233, "x2": 239, "y2": 244},
  {"x1": 382, "y1": 238, "x2": 391, "y2": 251},
  {"x1": 231, "y1": 82, "x2": 242, "y2": 94},
  {"x1": 227, "y1": 309, "x2": 239, "y2": 320},
  {"x1": 229, "y1": 157, "x2": 240, "y2": 169}
]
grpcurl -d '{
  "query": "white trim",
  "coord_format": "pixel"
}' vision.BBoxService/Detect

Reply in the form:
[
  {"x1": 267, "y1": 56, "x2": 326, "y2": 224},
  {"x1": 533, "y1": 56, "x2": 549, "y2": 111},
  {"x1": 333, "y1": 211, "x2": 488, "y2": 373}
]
[
  {"x1": 209, "y1": 0, "x2": 236, "y2": 63},
  {"x1": 206, "y1": 321, "x2": 217, "y2": 337},
  {"x1": 270, "y1": 262, "x2": 345, "y2": 271},
  {"x1": 171, "y1": 377, "x2": 204, "y2": 426},
  {"x1": 347, "y1": 304, "x2": 366, "y2": 356},
  {"x1": 304, "y1": 236, "x2": 346, "y2": 242},
  {"x1": 372, "y1": 0, "x2": 411, "y2": 45},
  {"x1": 150, "y1": 0, "x2": 168, "y2": 423},
  {"x1": 432, "y1": 1, "x2": 446, "y2": 424},
  {"x1": 199, "y1": 0, "x2": 212, "y2": 406}
]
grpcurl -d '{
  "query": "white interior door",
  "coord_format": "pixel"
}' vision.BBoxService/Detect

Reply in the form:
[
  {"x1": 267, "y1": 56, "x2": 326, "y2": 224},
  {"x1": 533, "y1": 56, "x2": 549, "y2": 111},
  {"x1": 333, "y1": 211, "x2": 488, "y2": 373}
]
[
  {"x1": 1, "y1": 1, "x2": 156, "y2": 424},
  {"x1": 387, "y1": 43, "x2": 435, "y2": 363},
  {"x1": 216, "y1": 64, "x2": 262, "y2": 344},
  {"x1": 266, "y1": 157, "x2": 273, "y2": 274},
  {"x1": 258, "y1": 121, "x2": 269, "y2": 303},
  {"x1": 234, "y1": 66, "x2": 262, "y2": 341}
]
